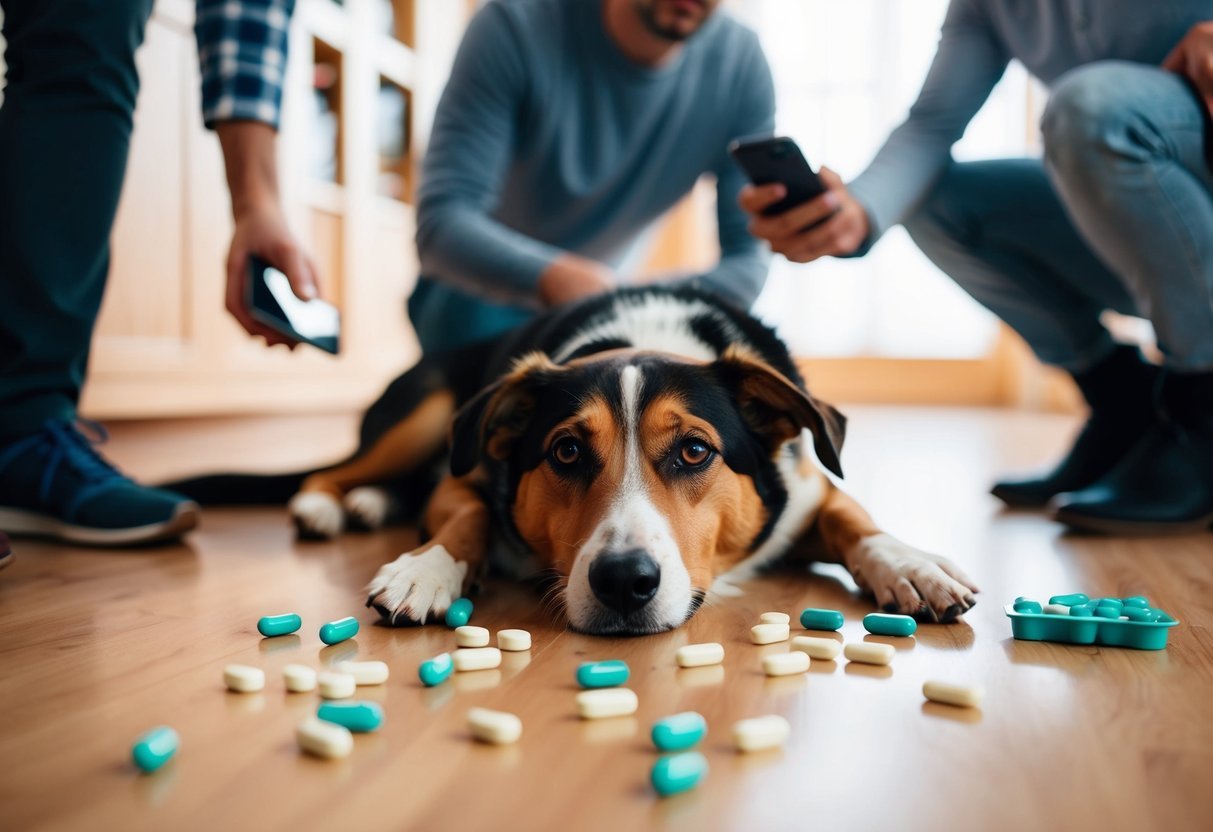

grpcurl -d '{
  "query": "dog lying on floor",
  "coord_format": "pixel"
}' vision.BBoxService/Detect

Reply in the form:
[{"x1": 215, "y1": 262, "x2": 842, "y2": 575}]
[{"x1": 177, "y1": 286, "x2": 978, "y2": 634}]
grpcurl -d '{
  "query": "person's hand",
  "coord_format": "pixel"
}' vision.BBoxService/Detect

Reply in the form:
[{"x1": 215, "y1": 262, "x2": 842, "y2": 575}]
[
  {"x1": 225, "y1": 204, "x2": 321, "y2": 348},
  {"x1": 537, "y1": 253, "x2": 615, "y2": 307},
  {"x1": 738, "y1": 167, "x2": 871, "y2": 263},
  {"x1": 1163, "y1": 21, "x2": 1213, "y2": 114}
]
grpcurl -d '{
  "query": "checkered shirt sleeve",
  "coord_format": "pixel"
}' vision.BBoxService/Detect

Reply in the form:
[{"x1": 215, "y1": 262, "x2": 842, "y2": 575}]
[{"x1": 195, "y1": 0, "x2": 296, "y2": 129}]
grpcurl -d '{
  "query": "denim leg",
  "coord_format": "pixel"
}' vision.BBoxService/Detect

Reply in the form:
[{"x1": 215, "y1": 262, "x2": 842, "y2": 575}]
[
  {"x1": 1043, "y1": 60, "x2": 1213, "y2": 372},
  {"x1": 903, "y1": 158, "x2": 1136, "y2": 372}
]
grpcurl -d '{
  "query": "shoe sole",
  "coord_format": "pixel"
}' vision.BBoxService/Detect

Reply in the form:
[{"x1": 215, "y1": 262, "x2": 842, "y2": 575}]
[
  {"x1": 1053, "y1": 507, "x2": 1213, "y2": 536},
  {"x1": 990, "y1": 486, "x2": 1051, "y2": 509},
  {"x1": 0, "y1": 502, "x2": 199, "y2": 547}
]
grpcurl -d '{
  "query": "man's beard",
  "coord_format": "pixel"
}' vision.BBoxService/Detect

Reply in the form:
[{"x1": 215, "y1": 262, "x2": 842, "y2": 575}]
[{"x1": 632, "y1": 0, "x2": 706, "y2": 42}]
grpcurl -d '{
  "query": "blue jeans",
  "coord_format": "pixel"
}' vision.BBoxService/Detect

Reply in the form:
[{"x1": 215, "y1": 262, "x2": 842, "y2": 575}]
[{"x1": 905, "y1": 61, "x2": 1213, "y2": 373}]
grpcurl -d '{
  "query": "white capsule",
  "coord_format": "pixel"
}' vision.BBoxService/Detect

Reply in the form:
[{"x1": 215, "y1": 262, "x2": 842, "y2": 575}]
[
  {"x1": 843, "y1": 642, "x2": 895, "y2": 666},
  {"x1": 455, "y1": 625, "x2": 490, "y2": 648},
  {"x1": 923, "y1": 680, "x2": 985, "y2": 709},
  {"x1": 733, "y1": 715, "x2": 791, "y2": 752},
  {"x1": 468, "y1": 707, "x2": 523, "y2": 744},
  {"x1": 452, "y1": 647, "x2": 502, "y2": 671},
  {"x1": 296, "y1": 716, "x2": 353, "y2": 759},
  {"x1": 759, "y1": 611, "x2": 791, "y2": 625},
  {"x1": 750, "y1": 623, "x2": 790, "y2": 645},
  {"x1": 791, "y1": 635, "x2": 842, "y2": 661},
  {"x1": 224, "y1": 664, "x2": 265, "y2": 693},
  {"x1": 335, "y1": 660, "x2": 389, "y2": 685},
  {"x1": 576, "y1": 687, "x2": 638, "y2": 719},
  {"x1": 762, "y1": 651, "x2": 810, "y2": 677},
  {"x1": 317, "y1": 671, "x2": 357, "y2": 699},
  {"x1": 497, "y1": 629, "x2": 532, "y2": 651},
  {"x1": 676, "y1": 642, "x2": 724, "y2": 668},
  {"x1": 282, "y1": 664, "x2": 317, "y2": 692},
  {"x1": 1043, "y1": 603, "x2": 1070, "y2": 615}
]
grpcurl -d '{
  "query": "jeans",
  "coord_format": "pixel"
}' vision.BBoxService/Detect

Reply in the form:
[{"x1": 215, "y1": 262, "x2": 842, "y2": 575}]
[{"x1": 905, "y1": 61, "x2": 1213, "y2": 373}]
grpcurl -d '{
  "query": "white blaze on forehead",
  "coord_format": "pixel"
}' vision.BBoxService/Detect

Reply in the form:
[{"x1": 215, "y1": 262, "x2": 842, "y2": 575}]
[{"x1": 551, "y1": 295, "x2": 744, "y2": 364}]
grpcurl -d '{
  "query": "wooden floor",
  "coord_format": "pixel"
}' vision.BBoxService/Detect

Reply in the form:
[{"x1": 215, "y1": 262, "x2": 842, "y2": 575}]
[{"x1": 2, "y1": 407, "x2": 1211, "y2": 832}]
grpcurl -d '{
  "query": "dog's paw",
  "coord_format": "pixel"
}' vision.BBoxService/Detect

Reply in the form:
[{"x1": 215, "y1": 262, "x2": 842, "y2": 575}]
[
  {"x1": 289, "y1": 491, "x2": 345, "y2": 539},
  {"x1": 343, "y1": 486, "x2": 394, "y2": 531},
  {"x1": 847, "y1": 533, "x2": 980, "y2": 623},
  {"x1": 365, "y1": 545, "x2": 468, "y2": 626}
]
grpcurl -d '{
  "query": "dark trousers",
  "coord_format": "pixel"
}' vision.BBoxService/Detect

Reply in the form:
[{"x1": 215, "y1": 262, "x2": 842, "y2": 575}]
[{"x1": 0, "y1": 0, "x2": 154, "y2": 439}]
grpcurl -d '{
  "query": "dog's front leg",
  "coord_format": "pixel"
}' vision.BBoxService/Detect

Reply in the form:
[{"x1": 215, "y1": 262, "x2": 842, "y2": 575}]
[{"x1": 366, "y1": 474, "x2": 489, "y2": 625}]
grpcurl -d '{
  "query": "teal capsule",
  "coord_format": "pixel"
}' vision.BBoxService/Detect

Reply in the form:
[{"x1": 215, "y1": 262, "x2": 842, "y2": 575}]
[
  {"x1": 257, "y1": 613, "x2": 302, "y2": 638},
  {"x1": 651, "y1": 712, "x2": 706, "y2": 752},
  {"x1": 1122, "y1": 596, "x2": 1150, "y2": 608},
  {"x1": 445, "y1": 598, "x2": 473, "y2": 628},
  {"x1": 651, "y1": 752, "x2": 708, "y2": 797},
  {"x1": 1069, "y1": 605, "x2": 1094, "y2": 617},
  {"x1": 577, "y1": 660, "x2": 630, "y2": 689},
  {"x1": 317, "y1": 701, "x2": 384, "y2": 733},
  {"x1": 418, "y1": 653, "x2": 453, "y2": 687},
  {"x1": 1013, "y1": 600, "x2": 1043, "y2": 614},
  {"x1": 131, "y1": 726, "x2": 179, "y2": 773},
  {"x1": 1121, "y1": 606, "x2": 1158, "y2": 622},
  {"x1": 863, "y1": 613, "x2": 917, "y2": 637},
  {"x1": 800, "y1": 608, "x2": 844, "y2": 631},
  {"x1": 1048, "y1": 593, "x2": 1089, "y2": 606},
  {"x1": 1094, "y1": 605, "x2": 1120, "y2": 619},
  {"x1": 319, "y1": 616, "x2": 359, "y2": 645},
  {"x1": 1096, "y1": 597, "x2": 1124, "y2": 609}
]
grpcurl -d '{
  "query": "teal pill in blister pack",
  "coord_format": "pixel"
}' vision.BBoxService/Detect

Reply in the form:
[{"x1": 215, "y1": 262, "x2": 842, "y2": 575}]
[
  {"x1": 1069, "y1": 605, "x2": 1094, "y2": 618},
  {"x1": 445, "y1": 598, "x2": 473, "y2": 628},
  {"x1": 577, "y1": 660, "x2": 630, "y2": 689},
  {"x1": 1048, "y1": 593, "x2": 1089, "y2": 606},
  {"x1": 1121, "y1": 606, "x2": 1158, "y2": 622},
  {"x1": 418, "y1": 653, "x2": 453, "y2": 686},
  {"x1": 1094, "y1": 606, "x2": 1120, "y2": 619},
  {"x1": 319, "y1": 616, "x2": 359, "y2": 645},
  {"x1": 651, "y1": 712, "x2": 707, "y2": 752},
  {"x1": 862, "y1": 613, "x2": 917, "y2": 637},
  {"x1": 1122, "y1": 596, "x2": 1149, "y2": 608},
  {"x1": 317, "y1": 701, "x2": 384, "y2": 733},
  {"x1": 651, "y1": 752, "x2": 708, "y2": 797},
  {"x1": 800, "y1": 608, "x2": 844, "y2": 631},
  {"x1": 1013, "y1": 600, "x2": 1042, "y2": 614},
  {"x1": 1096, "y1": 597, "x2": 1123, "y2": 610},
  {"x1": 131, "y1": 726, "x2": 179, "y2": 773},
  {"x1": 1006, "y1": 593, "x2": 1178, "y2": 650},
  {"x1": 257, "y1": 613, "x2": 302, "y2": 637}
]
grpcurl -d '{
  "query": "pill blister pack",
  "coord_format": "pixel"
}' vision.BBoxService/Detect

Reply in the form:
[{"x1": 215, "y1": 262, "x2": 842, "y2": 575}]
[{"x1": 1004, "y1": 594, "x2": 1179, "y2": 650}]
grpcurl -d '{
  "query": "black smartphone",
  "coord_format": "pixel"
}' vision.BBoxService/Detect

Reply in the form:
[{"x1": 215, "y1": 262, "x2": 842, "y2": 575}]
[
  {"x1": 729, "y1": 135, "x2": 829, "y2": 216},
  {"x1": 247, "y1": 255, "x2": 340, "y2": 354}
]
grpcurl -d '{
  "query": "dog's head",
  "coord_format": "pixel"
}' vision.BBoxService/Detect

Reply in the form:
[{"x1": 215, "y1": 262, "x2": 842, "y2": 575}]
[{"x1": 450, "y1": 347, "x2": 845, "y2": 635}]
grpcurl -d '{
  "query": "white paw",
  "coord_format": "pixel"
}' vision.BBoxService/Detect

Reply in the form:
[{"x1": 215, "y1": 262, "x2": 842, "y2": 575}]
[
  {"x1": 365, "y1": 545, "x2": 468, "y2": 625},
  {"x1": 343, "y1": 486, "x2": 393, "y2": 530},
  {"x1": 289, "y1": 491, "x2": 345, "y2": 539},
  {"x1": 847, "y1": 533, "x2": 980, "y2": 622}
]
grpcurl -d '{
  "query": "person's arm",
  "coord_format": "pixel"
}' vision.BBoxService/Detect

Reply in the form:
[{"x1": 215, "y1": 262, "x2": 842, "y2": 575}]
[
  {"x1": 415, "y1": 5, "x2": 613, "y2": 309},
  {"x1": 196, "y1": 0, "x2": 318, "y2": 347},
  {"x1": 1163, "y1": 20, "x2": 1213, "y2": 169}
]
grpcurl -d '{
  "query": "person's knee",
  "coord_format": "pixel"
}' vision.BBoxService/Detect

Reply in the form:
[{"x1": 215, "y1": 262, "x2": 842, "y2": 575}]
[{"x1": 903, "y1": 165, "x2": 975, "y2": 258}]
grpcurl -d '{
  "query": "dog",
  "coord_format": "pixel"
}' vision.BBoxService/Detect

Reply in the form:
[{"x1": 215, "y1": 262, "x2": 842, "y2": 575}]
[{"x1": 176, "y1": 286, "x2": 978, "y2": 634}]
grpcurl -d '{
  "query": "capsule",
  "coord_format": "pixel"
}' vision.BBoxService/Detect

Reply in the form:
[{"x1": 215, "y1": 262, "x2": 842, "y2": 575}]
[
  {"x1": 497, "y1": 629, "x2": 532, "y2": 651},
  {"x1": 468, "y1": 707, "x2": 522, "y2": 744},
  {"x1": 257, "y1": 613, "x2": 302, "y2": 638},
  {"x1": 418, "y1": 652, "x2": 454, "y2": 686},
  {"x1": 455, "y1": 625, "x2": 490, "y2": 648},
  {"x1": 1013, "y1": 600, "x2": 1042, "y2": 614},
  {"x1": 843, "y1": 642, "x2": 894, "y2": 666},
  {"x1": 1096, "y1": 597, "x2": 1124, "y2": 610},
  {"x1": 577, "y1": 660, "x2": 630, "y2": 689},
  {"x1": 283, "y1": 664, "x2": 317, "y2": 692},
  {"x1": 1048, "y1": 593, "x2": 1089, "y2": 606},
  {"x1": 759, "y1": 612, "x2": 790, "y2": 625},
  {"x1": 131, "y1": 726, "x2": 178, "y2": 773},
  {"x1": 676, "y1": 642, "x2": 724, "y2": 667},
  {"x1": 1094, "y1": 605, "x2": 1120, "y2": 619},
  {"x1": 923, "y1": 680, "x2": 984, "y2": 708},
  {"x1": 750, "y1": 623, "x2": 790, "y2": 645},
  {"x1": 317, "y1": 671, "x2": 356, "y2": 699},
  {"x1": 651, "y1": 712, "x2": 707, "y2": 752},
  {"x1": 1043, "y1": 604, "x2": 1071, "y2": 616},
  {"x1": 790, "y1": 635, "x2": 842, "y2": 660},
  {"x1": 453, "y1": 647, "x2": 501, "y2": 672},
  {"x1": 445, "y1": 597, "x2": 474, "y2": 628},
  {"x1": 1122, "y1": 596, "x2": 1150, "y2": 608},
  {"x1": 317, "y1": 701, "x2": 384, "y2": 733},
  {"x1": 335, "y1": 660, "x2": 389, "y2": 685},
  {"x1": 319, "y1": 616, "x2": 359, "y2": 645},
  {"x1": 576, "y1": 687, "x2": 638, "y2": 719},
  {"x1": 732, "y1": 715, "x2": 791, "y2": 752},
  {"x1": 762, "y1": 651, "x2": 810, "y2": 677},
  {"x1": 1121, "y1": 606, "x2": 1158, "y2": 622},
  {"x1": 296, "y1": 716, "x2": 353, "y2": 759},
  {"x1": 1068, "y1": 605, "x2": 1094, "y2": 618},
  {"x1": 862, "y1": 613, "x2": 917, "y2": 637},
  {"x1": 651, "y1": 752, "x2": 708, "y2": 797},
  {"x1": 800, "y1": 608, "x2": 844, "y2": 631},
  {"x1": 224, "y1": 664, "x2": 265, "y2": 693}
]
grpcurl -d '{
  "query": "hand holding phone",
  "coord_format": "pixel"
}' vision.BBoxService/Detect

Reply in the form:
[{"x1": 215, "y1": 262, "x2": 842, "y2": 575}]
[
  {"x1": 247, "y1": 255, "x2": 341, "y2": 354},
  {"x1": 729, "y1": 136, "x2": 829, "y2": 216}
]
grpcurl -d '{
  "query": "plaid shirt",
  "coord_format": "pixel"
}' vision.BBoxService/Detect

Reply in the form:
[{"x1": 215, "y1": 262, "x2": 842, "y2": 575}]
[{"x1": 195, "y1": 0, "x2": 295, "y2": 129}]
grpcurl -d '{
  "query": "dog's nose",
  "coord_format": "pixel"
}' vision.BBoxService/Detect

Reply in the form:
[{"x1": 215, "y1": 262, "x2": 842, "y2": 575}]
[{"x1": 588, "y1": 549, "x2": 661, "y2": 613}]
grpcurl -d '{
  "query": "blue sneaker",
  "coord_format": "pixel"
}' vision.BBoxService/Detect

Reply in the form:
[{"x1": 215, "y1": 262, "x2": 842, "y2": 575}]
[{"x1": 0, "y1": 421, "x2": 198, "y2": 546}]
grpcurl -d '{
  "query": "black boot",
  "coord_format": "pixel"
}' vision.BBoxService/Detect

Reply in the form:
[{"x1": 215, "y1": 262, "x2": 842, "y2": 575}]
[
  {"x1": 991, "y1": 345, "x2": 1159, "y2": 508},
  {"x1": 1053, "y1": 369, "x2": 1213, "y2": 534}
]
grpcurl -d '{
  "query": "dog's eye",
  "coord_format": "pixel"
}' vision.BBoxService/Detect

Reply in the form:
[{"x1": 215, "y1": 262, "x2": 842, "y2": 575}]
[
  {"x1": 551, "y1": 437, "x2": 581, "y2": 466},
  {"x1": 677, "y1": 439, "x2": 713, "y2": 468}
]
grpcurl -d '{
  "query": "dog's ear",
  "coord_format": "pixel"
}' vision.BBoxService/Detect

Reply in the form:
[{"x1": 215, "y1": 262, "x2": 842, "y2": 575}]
[
  {"x1": 449, "y1": 352, "x2": 564, "y2": 477},
  {"x1": 711, "y1": 346, "x2": 847, "y2": 478}
]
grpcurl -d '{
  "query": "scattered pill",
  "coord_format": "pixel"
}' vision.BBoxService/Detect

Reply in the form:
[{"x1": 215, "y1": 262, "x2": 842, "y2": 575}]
[
  {"x1": 923, "y1": 680, "x2": 984, "y2": 708},
  {"x1": 317, "y1": 700, "x2": 384, "y2": 733},
  {"x1": 418, "y1": 653, "x2": 454, "y2": 686},
  {"x1": 762, "y1": 651, "x2": 810, "y2": 677},
  {"x1": 131, "y1": 726, "x2": 178, "y2": 773},
  {"x1": 577, "y1": 660, "x2": 630, "y2": 689},
  {"x1": 497, "y1": 629, "x2": 532, "y2": 651},
  {"x1": 1068, "y1": 605, "x2": 1094, "y2": 618},
  {"x1": 257, "y1": 613, "x2": 302, "y2": 638},
  {"x1": 843, "y1": 642, "x2": 894, "y2": 666},
  {"x1": 445, "y1": 597, "x2": 474, "y2": 628},
  {"x1": 452, "y1": 647, "x2": 502, "y2": 672},
  {"x1": 651, "y1": 751, "x2": 708, "y2": 797},
  {"x1": 335, "y1": 660, "x2": 389, "y2": 685},
  {"x1": 651, "y1": 712, "x2": 707, "y2": 752},
  {"x1": 863, "y1": 613, "x2": 917, "y2": 637},
  {"x1": 1094, "y1": 606, "x2": 1120, "y2": 620},
  {"x1": 1043, "y1": 604, "x2": 1071, "y2": 615},
  {"x1": 732, "y1": 715, "x2": 791, "y2": 752},
  {"x1": 283, "y1": 664, "x2": 317, "y2": 692},
  {"x1": 317, "y1": 671, "x2": 356, "y2": 699},
  {"x1": 468, "y1": 707, "x2": 523, "y2": 744},
  {"x1": 1013, "y1": 600, "x2": 1042, "y2": 614},
  {"x1": 224, "y1": 664, "x2": 265, "y2": 693},
  {"x1": 1049, "y1": 593, "x2": 1088, "y2": 606},
  {"x1": 791, "y1": 635, "x2": 842, "y2": 660},
  {"x1": 759, "y1": 612, "x2": 790, "y2": 625},
  {"x1": 319, "y1": 616, "x2": 359, "y2": 646},
  {"x1": 1122, "y1": 596, "x2": 1150, "y2": 608},
  {"x1": 455, "y1": 625, "x2": 490, "y2": 648},
  {"x1": 296, "y1": 716, "x2": 353, "y2": 759},
  {"x1": 576, "y1": 687, "x2": 638, "y2": 719},
  {"x1": 676, "y1": 642, "x2": 724, "y2": 667},
  {"x1": 800, "y1": 608, "x2": 844, "y2": 631},
  {"x1": 750, "y1": 623, "x2": 790, "y2": 645},
  {"x1": 1121, "y1": 606, "x2": 1158, "y2": 622}
]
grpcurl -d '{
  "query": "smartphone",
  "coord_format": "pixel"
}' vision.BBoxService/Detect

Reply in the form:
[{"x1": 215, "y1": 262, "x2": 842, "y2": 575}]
[
  {"x1": 729, "y1": 135, "x2": 829, "y2": 216},
  {"x1": 247, "y1": 255, "x2": 340, "y2": 354}
]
